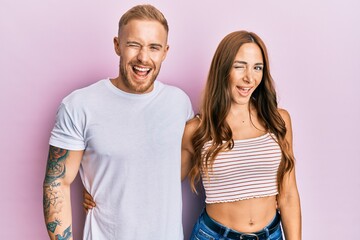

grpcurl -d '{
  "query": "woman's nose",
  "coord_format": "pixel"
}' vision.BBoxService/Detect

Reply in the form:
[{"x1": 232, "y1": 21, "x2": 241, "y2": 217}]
[{"x1": 243, "y1": 69, "x2": 253, "y2": 83}]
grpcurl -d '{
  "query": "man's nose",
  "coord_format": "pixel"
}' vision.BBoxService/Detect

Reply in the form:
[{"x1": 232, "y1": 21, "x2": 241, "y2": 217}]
[{"x1": 137, "y1": 47, "x2": 150, "y2": 63}]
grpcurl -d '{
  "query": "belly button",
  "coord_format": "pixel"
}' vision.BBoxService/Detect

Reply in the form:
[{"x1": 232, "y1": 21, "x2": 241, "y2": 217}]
[{"x1": 249, "y1": 219, "x2": 254, "y2": 226}]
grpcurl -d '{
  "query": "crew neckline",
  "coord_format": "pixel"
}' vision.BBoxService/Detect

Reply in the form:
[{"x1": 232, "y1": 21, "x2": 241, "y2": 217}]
[{"x1": 103, "y1": 78, "x2": 161, "y2": 99}]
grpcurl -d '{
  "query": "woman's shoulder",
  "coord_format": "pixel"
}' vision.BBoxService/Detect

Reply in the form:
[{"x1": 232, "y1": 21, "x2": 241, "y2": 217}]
[
  {"x1": 277, "y1": 108, "x2": 292, "y2": 128},
  {"x1": 278, "y1": 108, "x2": 290, "y2": 118},
  {"x1": 185, "y1": 114, "x2": 201, "y2": 132}
]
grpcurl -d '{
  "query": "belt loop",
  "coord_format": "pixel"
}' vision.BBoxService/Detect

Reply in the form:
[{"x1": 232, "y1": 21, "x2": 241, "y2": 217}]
[
  {"x1": 264, "y1": 226, "x2": 269, "y2": 238},
  {"x1": 223, "y1": 228, "x2": 230, "y2": 238}
]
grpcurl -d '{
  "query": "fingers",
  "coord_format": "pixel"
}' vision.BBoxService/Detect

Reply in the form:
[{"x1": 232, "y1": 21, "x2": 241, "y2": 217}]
[
  {"x1": 84, "y1": 197, "x2": 96, "y2": 207},
  {"x1": 83, "y1": 192, "x2": 96, "y2": 207},
  {"x1": 82, "y1": 188, "x2": 96, "y2": 213},
  {"x1": 83, "y1": 198, "x2": 96, "y2": 212},
  {"x1": 83, "y1": 203, "x2": 88, "y2": 213},
  {"x1": 83, "y1": 188, "x2": 91, "y2": 198},
  {"x1": 83, "y1": 202, "x2": 92, "y2": 213},
  {"x1": 84, "y1": 193, "x2": 93, "y2": 201}
]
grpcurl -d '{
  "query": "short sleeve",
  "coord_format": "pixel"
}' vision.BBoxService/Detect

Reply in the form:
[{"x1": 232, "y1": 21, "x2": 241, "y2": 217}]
[
  {"x1": 185, "y1": 95, "x2": 194, "y2": 121},
  {"x1": 49, "y1": 102, "x2": 85, "y2": 150}
]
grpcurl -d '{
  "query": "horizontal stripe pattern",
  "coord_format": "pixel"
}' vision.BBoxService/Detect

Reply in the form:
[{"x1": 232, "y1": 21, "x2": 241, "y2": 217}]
[{"x1": 202, "y1": 133, "x2": 282, "y2": 203}]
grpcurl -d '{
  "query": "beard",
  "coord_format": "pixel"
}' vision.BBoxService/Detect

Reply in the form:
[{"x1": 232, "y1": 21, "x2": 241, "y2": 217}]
[{"x1": 119, "y1": 60, "x2": 160, "y2": 94}]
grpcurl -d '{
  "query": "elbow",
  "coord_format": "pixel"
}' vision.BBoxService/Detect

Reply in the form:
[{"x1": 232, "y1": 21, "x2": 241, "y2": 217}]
[{"x1": 278, "y1": 192, "x2": 301, "y2": 211}]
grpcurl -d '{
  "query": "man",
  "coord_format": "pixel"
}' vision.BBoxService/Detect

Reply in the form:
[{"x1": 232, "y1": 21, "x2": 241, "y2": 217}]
[{"x1": 43, "y1": 4, "x2": 193, "y2": 239}]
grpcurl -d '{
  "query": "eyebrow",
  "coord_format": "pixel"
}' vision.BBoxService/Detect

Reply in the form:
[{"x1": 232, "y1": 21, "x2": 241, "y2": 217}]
[
  {"x1": 127, "y1": 41, "x2": 141, "y2": 45},
  {"x1": 234, "y1": 61, "x2": 263, "y2": 65},
  {"x1": 127, "y1": 41, "x2": 164, "y2": 49},
  {"x1": 149, "y1": 43, "x2": 164, "y2": 49}
]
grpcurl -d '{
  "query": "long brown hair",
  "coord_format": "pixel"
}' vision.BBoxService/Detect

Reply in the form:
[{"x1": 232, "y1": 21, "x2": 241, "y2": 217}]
[{"x1": 188, "y1": 31, "x2": 295, "y2": 193}]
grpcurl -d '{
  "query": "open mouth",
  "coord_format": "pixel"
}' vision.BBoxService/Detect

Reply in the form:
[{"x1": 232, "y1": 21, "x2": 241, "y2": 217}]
[
  {"x1": 236, "y1": 86, "x2": 252, "y2": 96},
  {"x1": 132, "y1": 66, "x2": 152, "y2": 78}
]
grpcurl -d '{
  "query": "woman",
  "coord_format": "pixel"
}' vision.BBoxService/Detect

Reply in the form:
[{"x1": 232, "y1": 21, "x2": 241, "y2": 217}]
[{"x1": 181, "y1": 31, "x2": 301, "y2": 240}]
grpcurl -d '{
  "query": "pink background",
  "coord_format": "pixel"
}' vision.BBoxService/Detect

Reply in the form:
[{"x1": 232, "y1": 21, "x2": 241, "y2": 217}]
[{"x1": 1, "y1": 0, "x2": 359, "y2": 239}]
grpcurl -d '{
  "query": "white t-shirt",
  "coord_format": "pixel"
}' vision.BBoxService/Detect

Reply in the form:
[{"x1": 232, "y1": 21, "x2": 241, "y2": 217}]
[{"x1": 50, "y1": 79, "x2": 194, "y2": 239}]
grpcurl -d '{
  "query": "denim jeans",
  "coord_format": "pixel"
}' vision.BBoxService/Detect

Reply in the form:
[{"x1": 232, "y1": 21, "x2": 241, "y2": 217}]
[{"x1": 190, "y1": 209, "x2": 283, "y2": 240}]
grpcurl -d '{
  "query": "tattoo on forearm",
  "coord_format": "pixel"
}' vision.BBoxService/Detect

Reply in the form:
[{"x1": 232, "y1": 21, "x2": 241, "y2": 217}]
[
  {"x1": 47, "y1": 218, "x2": 62, "y2": 233},
  {"x1": 55, "y1": 225, "x2": 72, "y2": 240},
  {"x1": 43, "y1": 183, "x2": 64, "y2": 219},
  {"x1": 43, "y1": 147, "x2": 68, "y2": 225}
]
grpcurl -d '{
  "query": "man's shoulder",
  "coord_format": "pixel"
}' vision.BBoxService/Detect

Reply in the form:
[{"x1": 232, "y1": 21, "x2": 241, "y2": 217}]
[
  {"x1": 62, "y1": 79, "x2": 106, "y2": 104},
  {"x1": 158, "y1": 81, "x2": 190, "y2": 99}
]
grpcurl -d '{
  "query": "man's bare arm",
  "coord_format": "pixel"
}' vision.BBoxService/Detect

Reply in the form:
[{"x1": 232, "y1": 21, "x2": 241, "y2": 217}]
[{"x1": 43, "y1": 146, "x2": 83, "y2": 240}]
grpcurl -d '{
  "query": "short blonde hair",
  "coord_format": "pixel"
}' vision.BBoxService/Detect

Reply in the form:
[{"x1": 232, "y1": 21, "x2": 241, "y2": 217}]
[{"x1": 118, "y1": 4, "x2": 169, "y2": 36}]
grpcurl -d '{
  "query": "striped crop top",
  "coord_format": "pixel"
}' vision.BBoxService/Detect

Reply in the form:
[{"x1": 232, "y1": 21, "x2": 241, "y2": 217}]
[{"x1": 202, "y1": 133, "x2": 282, "y2": 204}]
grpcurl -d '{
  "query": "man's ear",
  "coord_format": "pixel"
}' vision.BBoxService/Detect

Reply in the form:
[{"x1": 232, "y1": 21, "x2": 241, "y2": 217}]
[
  {"x1": 162, "y1": 45, "x2": 170, "y2": 61},
  {"x1": 113, "y1": 37, "x2": 120, "y2": 56}
]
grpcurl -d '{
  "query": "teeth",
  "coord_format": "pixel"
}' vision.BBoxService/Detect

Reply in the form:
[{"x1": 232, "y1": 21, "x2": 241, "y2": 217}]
[
  {"x1": 134, "y1": 66, "x2": 150, "y2": 72},
  {"x1": 240, "y1": 87, "x2": 250, "y2": 91}
]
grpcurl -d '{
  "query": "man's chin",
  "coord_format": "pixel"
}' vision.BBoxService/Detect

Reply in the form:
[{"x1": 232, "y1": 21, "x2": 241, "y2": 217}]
[{"x1": 129, "y1": 81, "x2": 154, "y2": 93}]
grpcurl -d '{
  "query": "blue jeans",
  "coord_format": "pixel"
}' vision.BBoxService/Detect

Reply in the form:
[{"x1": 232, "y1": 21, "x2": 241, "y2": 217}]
[{"x1": 190, "y1": 209, "x2": 283, "y2": 240}]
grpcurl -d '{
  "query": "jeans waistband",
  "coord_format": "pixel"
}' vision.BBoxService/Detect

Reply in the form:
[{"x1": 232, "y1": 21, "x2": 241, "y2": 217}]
[{"x1": 202, "y1": 209, "x2": 281, "y2": 240}]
